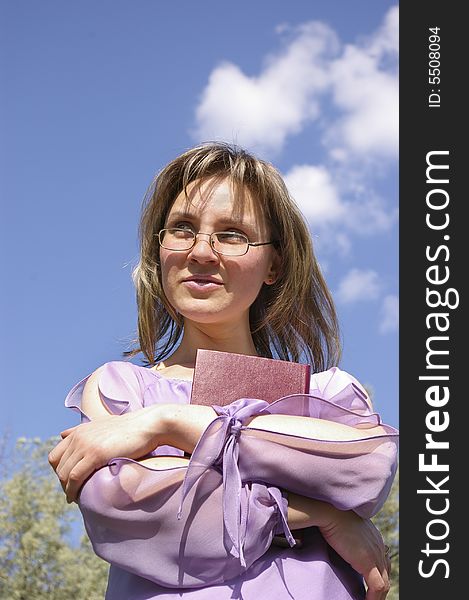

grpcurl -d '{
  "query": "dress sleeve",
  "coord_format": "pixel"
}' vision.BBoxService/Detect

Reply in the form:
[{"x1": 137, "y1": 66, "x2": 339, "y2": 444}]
[
  {"x1": 79, "y1": 459, "x2": 288, "y2": 588},
  {"x1": 239, "y1": 367, "x2": 399, "y2": 518},
  {"x1": 64, "y1": 361, "x2": 146, "y2": 422},
  {"x1": 65, "y1": 363, "x2": 290, "y2": 587},
  {"x1": 64, "y1": 361, "x2": 181, "y2": 457},
  {"x1": 178, "y1": 367, "x2": 399, "y2": 559}
]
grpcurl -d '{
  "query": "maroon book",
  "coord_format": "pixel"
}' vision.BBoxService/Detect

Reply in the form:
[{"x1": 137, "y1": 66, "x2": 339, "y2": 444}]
[{"x1": 190, "y1": 349, "x2": 311, "y2": 406}]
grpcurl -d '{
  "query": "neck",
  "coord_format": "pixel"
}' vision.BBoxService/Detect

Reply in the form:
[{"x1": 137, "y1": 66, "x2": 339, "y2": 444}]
[{"x1": 165, "y1": 316, "x2": 257, "y2": 368}]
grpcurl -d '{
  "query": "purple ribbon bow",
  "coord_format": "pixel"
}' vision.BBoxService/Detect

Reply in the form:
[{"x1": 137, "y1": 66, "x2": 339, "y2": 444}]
[{"x1": 177, "y1": 397, "x2": 296, "y2": 567}]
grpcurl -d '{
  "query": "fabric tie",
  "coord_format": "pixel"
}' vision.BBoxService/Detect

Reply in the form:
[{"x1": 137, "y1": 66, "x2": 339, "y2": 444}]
[{"x1": 177, "y1": 397, "x2": 296, "y2": 567}]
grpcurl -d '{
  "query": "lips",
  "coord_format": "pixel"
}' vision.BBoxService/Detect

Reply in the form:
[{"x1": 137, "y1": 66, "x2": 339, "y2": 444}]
[
  {"x1": 181, "y1": 275, "x2": 224, "y2": 292},
  {"x1": 183, "y1": 275, "x2": 223, "y2": 285}
]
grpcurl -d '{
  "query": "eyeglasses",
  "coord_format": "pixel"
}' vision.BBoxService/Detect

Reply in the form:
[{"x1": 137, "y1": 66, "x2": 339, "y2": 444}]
[{"x1": 157, "y1": 228, "x2": 277, "y2": 257}]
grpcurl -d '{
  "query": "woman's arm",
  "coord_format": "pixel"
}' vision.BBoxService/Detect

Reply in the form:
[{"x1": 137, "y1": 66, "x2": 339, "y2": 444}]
[
  {"x1": 82, "y1": 365, "x2": 389, "y2": 443},
  {"x1": 77, "y1": 454, "x2": 390, "y2": 595},
  {"x1": 141, "y1": 458, "x2": 378, "y2": 530},
  {"x1": 77, "y1": 453, "x2": 390, "y2": 596},
  {"x1": 169, "y1": 399, "x2": 397, "y2": 522},
  {"x1": 76, "y1": 455, "x2": 285, "y2": 588},
  {"x1": 160, "y1": 401, "x2": 389, "y2": 452},
  {"x1": 50, "y1": 366, "x2": 391, "y2": 503},
  {"x1": 51, "y1": 365, "x2": 393, "y2": 596},
  {"x1": 288, "y1": 491, "x2": 391, "y2": 599}
]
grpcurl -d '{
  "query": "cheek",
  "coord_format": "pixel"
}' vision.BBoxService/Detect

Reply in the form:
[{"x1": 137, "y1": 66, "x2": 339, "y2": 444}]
[
  {"x1": 159, "y1": 250, "x2": 180, "y2": 293},
  {"x1": 249, "y1": 251, "x2": 271, "y2": 276},
  {"x1": 227, "y1": 255, "x2": 269, "y2": 289}
]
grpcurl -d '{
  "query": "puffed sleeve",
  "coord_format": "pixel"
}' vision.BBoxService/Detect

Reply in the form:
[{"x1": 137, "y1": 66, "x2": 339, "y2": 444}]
[
  {"x1": 79, "y1": 459, "x2": 288, "y2": 588},
  {"x1": 65, "y1": 361, "x2": 146, "y2": 421},
  {"x1": 178, "y1": 368, "x2": 399, "y2": 560},
  {"x1": 240, "y1": 367, "x2": 399, "y2": 518},
  {"x1": 65, "y1": 363, "x2": 290, "y2": 587},
  {"x1": 64, "y1": 361, "x2": 182, "y2": 457}
]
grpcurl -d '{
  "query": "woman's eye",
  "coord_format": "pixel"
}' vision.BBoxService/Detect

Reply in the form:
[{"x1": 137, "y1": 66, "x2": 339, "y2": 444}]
[
  {"x1": 217, "y1": 231, "x2": 247, "y2": 243},
  {"x1": 174, "y1": 222, "x2": 195, "y2": 231}
]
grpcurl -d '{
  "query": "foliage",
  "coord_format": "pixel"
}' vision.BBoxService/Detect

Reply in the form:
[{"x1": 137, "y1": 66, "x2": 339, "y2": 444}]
[{"x1": 0, "y1": 437, "x2": 108, "y2": 600}]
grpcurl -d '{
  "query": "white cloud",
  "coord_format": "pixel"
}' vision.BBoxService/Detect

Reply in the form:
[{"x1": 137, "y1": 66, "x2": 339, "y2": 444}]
[
  {"x1": 283, "y1": 164, "x2": 345, "y2": 225},
  {"x1": 192, "y1": 7, "x2": 398, "y2": 160},
  {"x1": 192, "y1": 22, "x2": 338, "y2": 155},
  {"x1": 282, "y1": 163, "x2": 353, "y2": 257},
  {"x1": 336, "y1": 268, "x2": 381, "y2": 304},
  {"x1": 283, "y1": 162, "x2": 397, "y2": 248},
  {"x1": 326, "y1": 40, "x2": 398, "y2": 159},
  {"x1": 368, "y1": 5, "x2": 399, "y2": 59},
  {"x1": 325, "y1": 6, "x2": 398, "y2": 160},
  {"x1": 379, "y1": 294, "x2": 399, "y2": 333}
]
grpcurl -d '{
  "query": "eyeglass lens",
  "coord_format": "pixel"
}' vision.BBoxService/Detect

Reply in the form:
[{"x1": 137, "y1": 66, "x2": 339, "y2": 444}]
[{"x1": 160, "y1": 229, "x2": 249, "y2": 256}]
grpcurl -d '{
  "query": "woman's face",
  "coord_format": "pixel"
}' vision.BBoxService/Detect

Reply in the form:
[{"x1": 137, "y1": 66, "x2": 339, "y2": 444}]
[{"x1": 159, "y1": 177, "x2": 279, "y2": 329}]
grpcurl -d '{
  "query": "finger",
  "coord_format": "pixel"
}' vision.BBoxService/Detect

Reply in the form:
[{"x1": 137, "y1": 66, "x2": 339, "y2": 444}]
[
  {"x1": 55, "y1": 437, "x2": 80, "y2": 478},
  {"x1": 48, "y1": 435, "x2": 73, "y2": 470},
  {"x1": 381, "y1": 561, "x2": 390, "y2": 591},
  {"x1": 364, "y1": 566, "x2": 390, "y2": 600},
  {"x1": 61, "y1": 425, "x2": 79, "y2": 439},
  {"x1": 64, "y1": 456, "x2": 97, "y2": 503},
  {"x1": 56, "y1": 454, "x2": 82, "y2": 495},
  {"x1": 381, "y1": 556, "x2": 392, "y2": 596},
  {"x1": 56, "y1": 441, "x2": 97, "y2": 498}
]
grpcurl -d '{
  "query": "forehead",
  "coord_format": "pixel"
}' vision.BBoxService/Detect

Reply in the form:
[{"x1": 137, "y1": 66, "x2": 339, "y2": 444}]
[{"x1": 168, "y1": 177, "x2": 267, "y2": 227}]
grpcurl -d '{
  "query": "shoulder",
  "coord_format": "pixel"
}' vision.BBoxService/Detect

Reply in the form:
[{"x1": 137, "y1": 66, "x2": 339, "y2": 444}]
[
  {"x1": 81, "y1": 360, "x2": 141, "y2": 392},
  {"x1": 310, "y1": 366, "x2": 372, "y2": 410},
  {"x1": 92, "y1": 359, "x2": 140, "y2": 376},
  {"x1": 67, "y1": 361, "x2": 147, "y2": 419},
  {"x1": 90, "y1": 360, "x2": 148, "y2": 396}
]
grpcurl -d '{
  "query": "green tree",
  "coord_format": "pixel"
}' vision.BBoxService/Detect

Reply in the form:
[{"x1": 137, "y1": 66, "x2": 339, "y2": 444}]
[{"x1": 0, "y1": 437, "x2": 108, "y2": 600}]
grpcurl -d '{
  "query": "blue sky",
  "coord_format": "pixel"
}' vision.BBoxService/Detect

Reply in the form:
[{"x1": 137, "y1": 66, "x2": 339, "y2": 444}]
[{"x1": 1, "y1": 0, "x2": 399, "y2": 446}]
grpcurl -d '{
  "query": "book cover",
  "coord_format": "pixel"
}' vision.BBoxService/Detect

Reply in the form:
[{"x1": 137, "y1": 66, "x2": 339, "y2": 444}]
[{"x1": 190, "y1": 349, "x2": 311, "y2": 406}]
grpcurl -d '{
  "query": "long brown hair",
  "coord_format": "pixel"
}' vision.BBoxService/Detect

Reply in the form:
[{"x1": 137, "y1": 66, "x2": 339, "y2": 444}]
[{"x1": 123, "y1": 141, "x2": 341, "y2": 371}]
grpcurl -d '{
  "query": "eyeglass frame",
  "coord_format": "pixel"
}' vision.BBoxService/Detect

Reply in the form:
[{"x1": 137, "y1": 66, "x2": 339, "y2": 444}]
[{"x1": 157, "y1": 228, "x2": 278, "y2": 257}]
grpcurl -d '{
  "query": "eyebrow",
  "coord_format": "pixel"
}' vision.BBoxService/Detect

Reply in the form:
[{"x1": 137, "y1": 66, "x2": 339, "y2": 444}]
[{"x1": 166, "y1": 211, "x2": 257, "y2": 230}]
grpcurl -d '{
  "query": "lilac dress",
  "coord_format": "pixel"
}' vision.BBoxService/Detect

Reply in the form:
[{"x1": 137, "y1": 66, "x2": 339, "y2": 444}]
[{"x1": 65, "y1": 361, "x2": 399, "y2": 600}]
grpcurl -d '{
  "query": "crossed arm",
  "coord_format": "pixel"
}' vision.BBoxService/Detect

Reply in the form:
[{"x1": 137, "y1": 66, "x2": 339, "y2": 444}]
[
  {"x1": 49, "y1": 366, "x2": 394, "y2": 599},
  {"x1": 51, "y1": 366, "x2": 391, "y2": 503}
]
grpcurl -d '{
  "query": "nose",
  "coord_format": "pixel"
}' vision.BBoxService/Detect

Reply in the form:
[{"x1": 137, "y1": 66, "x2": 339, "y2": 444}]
[{"x1": 187, "y1": 232, "x2": 219, "y2": 263}]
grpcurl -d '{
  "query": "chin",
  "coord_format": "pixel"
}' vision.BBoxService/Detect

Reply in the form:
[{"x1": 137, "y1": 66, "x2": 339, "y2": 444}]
[
  {"x1": 178, "y1": 303, "x2": 249, "y2": 327},
  {"x1": 181, "y1": 309, "x2": 232, "y2": 325}
]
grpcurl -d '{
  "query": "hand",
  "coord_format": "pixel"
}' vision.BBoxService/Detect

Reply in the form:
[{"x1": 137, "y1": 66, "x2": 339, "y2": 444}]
[
  {"x1": 319, "y1": 509, "x2": 391, "y2": 600},
  {"x1": 48, "y1": 406, "x2": 165, "y2": 503}
]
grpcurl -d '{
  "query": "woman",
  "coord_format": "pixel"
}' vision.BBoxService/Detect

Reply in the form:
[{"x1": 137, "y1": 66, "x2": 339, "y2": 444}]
[{"x1": 49, "y1": 142, "x2": 398, "y2": 599}]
